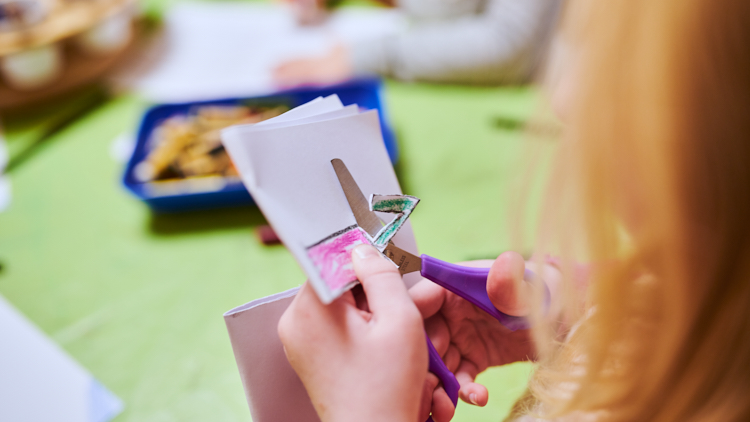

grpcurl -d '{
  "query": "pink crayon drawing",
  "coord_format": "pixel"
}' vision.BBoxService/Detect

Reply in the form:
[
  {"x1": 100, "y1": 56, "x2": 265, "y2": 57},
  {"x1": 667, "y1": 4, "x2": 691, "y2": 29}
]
[{"x1": 306, "y1": 225, "x2": 372, "y2": 292}]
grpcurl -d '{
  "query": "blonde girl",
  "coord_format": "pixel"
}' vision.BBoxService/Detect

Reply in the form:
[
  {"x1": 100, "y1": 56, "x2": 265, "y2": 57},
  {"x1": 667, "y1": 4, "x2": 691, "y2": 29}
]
[{"x1": 277, "y1": 1, "x2": 750, "y2": 421}]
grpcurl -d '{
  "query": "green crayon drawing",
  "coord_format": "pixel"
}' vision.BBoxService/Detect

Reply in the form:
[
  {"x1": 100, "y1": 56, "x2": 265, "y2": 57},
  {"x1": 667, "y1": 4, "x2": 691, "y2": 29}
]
[{"x1": 369, "y1": 194, "x2": 420, "y2": 249}]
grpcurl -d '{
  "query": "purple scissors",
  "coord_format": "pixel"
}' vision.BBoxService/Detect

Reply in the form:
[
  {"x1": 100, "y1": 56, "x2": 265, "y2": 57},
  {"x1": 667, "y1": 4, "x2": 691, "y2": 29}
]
[{"x1": 332, "y1": 159, "x2": 547, "y2": 420}]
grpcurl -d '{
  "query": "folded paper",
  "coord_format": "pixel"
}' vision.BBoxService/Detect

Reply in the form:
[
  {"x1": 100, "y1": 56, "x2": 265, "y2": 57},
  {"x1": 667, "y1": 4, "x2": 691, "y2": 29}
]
[
  {"x1": 224, "y1": 289, "x2": 320, "y2": 422},
  {"x1": 307, "y1": 225, "x2": 371, "y2": 292},
  {"x1": 222, "y1": 96, "x2": 421, "y2": 422}
]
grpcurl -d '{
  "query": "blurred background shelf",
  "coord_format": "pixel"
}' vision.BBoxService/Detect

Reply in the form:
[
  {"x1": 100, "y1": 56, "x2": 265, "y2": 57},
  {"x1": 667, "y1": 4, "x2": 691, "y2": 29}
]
[
  {"x1": 0, "y1": 35, "x2": 136, "y2": 110},
  {"x1": 0, "y1": 0, "x2": 136, "y2": 55}
]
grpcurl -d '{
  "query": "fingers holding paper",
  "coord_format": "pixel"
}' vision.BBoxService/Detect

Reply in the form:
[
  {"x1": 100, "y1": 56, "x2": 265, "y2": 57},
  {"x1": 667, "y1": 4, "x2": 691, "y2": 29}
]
[{"x1": 278, "y1": 244, "x2": 428, "y2": 422}]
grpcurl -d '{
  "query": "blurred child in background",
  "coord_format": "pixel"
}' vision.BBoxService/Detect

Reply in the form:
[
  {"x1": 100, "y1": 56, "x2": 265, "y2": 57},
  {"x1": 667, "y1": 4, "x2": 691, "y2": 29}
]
[
  {"x1": 275, "y1": 0, "x2": 562, "y2": 86},
  {"x1": 277, "y1": 0, "x2": 750, "y2": 421}
]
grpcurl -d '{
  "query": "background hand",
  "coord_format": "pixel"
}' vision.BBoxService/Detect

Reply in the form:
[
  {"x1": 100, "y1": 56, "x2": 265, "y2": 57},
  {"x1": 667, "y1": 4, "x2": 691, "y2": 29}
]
[
  {"x1": 279, "y1": 0, "x2": 328, "y2": 26},
  {"x1": 273, "y1": 45, "x2": 353, "y2": 88}
]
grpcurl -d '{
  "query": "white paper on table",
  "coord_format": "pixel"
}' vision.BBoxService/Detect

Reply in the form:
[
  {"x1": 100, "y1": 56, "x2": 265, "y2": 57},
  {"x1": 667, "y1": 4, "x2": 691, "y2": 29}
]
[
  {"x1": 0, "y1": 295, "x2": 123, "y2": 422},
  {"x1": 112, "y1": 3, "x2": 407, "y2": 102},
  {"x1": 223, "y1": 98, "x2": 419, "y2": 303}
]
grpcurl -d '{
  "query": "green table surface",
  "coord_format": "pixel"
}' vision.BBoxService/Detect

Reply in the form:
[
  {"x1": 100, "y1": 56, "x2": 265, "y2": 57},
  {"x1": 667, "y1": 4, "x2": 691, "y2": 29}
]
[{"x1": 0, "y1": 80, "x2": 550, "y2": 421}]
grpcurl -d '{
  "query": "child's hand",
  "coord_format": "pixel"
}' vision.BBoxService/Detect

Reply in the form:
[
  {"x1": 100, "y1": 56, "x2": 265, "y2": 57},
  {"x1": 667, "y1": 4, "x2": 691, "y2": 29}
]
[
  {"x1": 410, "y1": 252, "x2": 556, "y2": 410},
  {"x1": 279, "y1": 0, "x2": 327, "y2": 26},
  {"x1": 273, "y1": 45, "x2": 353, "y2": 88},
  {"x1": 278, "y1": 244, "x2": 428, "y2": 422}
]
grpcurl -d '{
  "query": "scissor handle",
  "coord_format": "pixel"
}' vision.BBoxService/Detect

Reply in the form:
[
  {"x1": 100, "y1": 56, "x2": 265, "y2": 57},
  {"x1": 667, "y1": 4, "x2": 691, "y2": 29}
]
[
  {"x1": 420, "y1": 255, "x2": 549, "y2": 332},
  {"x1": 425, "y1": 334, "x2": 459, "y2": 422}
]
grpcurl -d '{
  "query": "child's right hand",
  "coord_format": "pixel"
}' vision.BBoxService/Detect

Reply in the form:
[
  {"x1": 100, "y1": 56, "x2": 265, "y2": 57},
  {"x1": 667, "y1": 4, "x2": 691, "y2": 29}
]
[{"x1": 410, "y1": 251, "x2": 556, "y2": 413}]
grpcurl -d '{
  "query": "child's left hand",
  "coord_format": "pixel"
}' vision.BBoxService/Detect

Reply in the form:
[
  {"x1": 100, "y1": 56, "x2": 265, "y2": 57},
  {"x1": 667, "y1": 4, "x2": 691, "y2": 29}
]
[
  {"x1": 273, "y1": 45, "x2": 353, "y2": 88},
  {"x1": 278, "y1": 244, "x2": 429, "y2": 422}
]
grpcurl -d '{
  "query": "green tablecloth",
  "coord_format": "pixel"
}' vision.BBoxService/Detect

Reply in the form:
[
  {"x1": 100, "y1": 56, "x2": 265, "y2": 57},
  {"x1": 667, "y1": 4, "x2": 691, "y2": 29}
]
[{"x1": 0, "y1": 81, "x2": 545, "y2": 421}]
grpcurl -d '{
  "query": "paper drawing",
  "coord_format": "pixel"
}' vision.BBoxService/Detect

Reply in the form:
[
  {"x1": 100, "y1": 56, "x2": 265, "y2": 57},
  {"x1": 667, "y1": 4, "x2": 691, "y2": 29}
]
[
  {"x1": 222, "y1": 95, "x2": 421, "y2": 304},
  {"x1": 305, "y1": 194, "x2": 419, "y2": 295},
  {"x1": 306, "y1": 225, "x2": 371, "y2": 292},
  {"x1": 369, "y1": 194, "x2": 420, "y2": 250}
]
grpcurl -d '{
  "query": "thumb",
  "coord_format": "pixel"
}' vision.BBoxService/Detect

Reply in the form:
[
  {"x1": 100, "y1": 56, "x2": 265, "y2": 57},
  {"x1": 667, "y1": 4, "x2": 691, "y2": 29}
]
[
  {"x1": 487, "y1": 251, "x2": 531, "y2": 316},
  {"x1": 351, "y1": 244, "x2": 413, "y2": 318}
]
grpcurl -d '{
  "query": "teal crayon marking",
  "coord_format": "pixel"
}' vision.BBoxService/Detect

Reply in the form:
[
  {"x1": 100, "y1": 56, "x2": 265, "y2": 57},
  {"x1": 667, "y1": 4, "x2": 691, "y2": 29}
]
[
  {"x1": 371, "y1": 197, "x2": 419, "y2": 213},
  {"x1": 369, "y1": 194, "x2": 420, "y2": 249}
]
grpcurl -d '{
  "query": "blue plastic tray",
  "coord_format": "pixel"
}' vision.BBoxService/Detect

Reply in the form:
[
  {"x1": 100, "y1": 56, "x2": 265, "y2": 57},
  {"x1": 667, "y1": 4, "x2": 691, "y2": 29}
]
[{"x1": 123, "y1": 78, "x2": 397, "y2": 213}]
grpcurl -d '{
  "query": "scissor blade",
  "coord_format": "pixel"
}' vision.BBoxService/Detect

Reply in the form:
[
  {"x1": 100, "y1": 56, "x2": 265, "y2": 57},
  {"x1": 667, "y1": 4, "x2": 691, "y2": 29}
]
[
  {"x1": 331, "y1": 158, "x2": 384, "y2": 237},
  {"x1": 332, "y1": 159, "x2": 419, "y2": 275},
  {"x1": 383, "y1": 243, "x2": 422, "y2": 275}
]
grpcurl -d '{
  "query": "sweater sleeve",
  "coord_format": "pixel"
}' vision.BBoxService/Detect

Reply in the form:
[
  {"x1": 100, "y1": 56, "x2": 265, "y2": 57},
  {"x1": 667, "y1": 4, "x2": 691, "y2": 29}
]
[{"x1": 349, "y1": 0, "x2": 562, "y2": 84}]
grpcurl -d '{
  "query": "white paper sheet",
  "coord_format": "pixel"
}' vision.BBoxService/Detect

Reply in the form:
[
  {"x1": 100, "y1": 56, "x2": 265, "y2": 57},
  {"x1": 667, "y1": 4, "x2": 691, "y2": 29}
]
[
  {"x1": 112, "y1": 3, "x2": 407, "y2": 102},
  {"x1": 224, "y1": 288, "x2": 320, "y2": 422},
  {"x1": 221, "y1": 98, "x2": 359, "y2": 190},
  {"x1": 0, "y1": 295, "x2": 123, "y2": 422},
  {"x1": 256, "y1": 95, "x2": 343, "y2": 126}
]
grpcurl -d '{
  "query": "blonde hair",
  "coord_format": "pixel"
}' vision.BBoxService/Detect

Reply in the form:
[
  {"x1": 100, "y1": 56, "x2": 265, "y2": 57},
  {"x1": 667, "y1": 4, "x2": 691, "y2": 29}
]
[{"x1": 525, "y1": 0, "x2": 750, "y2": 421}]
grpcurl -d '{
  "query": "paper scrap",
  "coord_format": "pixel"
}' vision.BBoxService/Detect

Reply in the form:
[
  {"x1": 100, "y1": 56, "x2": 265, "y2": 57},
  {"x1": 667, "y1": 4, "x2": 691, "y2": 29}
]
[
  {"x1": 306, "y1": 225, "x2": 371, "y2": 293},
  {"x1": 369, "y1": 194, "x2": 420, "y2": 250}
]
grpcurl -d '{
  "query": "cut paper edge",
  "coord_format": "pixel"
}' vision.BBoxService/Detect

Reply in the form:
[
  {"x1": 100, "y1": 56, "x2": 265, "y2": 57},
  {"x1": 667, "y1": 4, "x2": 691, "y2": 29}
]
[
  {"x1": 368, "y1": 194, "x2": 420, "y2": 249},
  {"x1": 304, "y1": 194, "x2": 421, "y2": 303},
  {"x1": 306, "y1": 225, "x2": 371, "y2": 295},
  {"x1": 224, "y1": 287, "x2": 300, "y2": 317}
]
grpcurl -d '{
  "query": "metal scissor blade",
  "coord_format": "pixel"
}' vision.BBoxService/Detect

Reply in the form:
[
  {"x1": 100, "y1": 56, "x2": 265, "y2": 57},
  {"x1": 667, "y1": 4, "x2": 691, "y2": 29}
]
[
  {"x1": 332, "y1": 159, "x2": 420, "y2": 275},
  {"x1": 331, "y1": 158, "x2": 384, "y2": 237},
  {"x1": 383, "y1": 243, "x2": 423, "y2": 275}
]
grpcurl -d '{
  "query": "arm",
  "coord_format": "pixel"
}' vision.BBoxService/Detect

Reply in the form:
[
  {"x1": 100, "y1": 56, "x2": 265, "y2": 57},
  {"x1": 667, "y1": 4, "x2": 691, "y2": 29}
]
[{"x1": 350, "y1": 0, "x2": 562, "y2": 84}]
